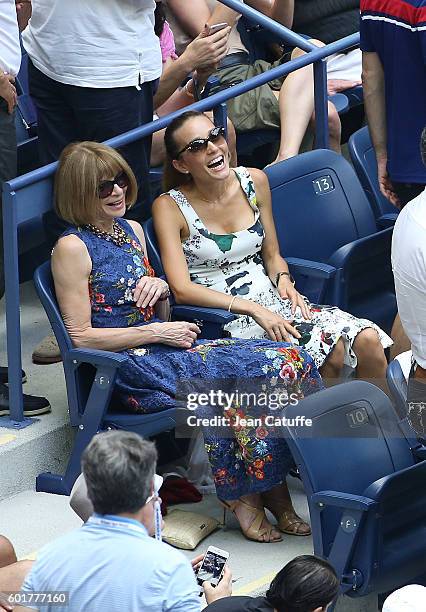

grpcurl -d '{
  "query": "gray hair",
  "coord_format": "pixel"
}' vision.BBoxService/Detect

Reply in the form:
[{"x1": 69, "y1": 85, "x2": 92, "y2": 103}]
[
  {"x1": 81, "y1": 431, "x2": 157, "y2": 515},
  {"x1": 421, "y1": 126, "x2": 426, "y2": 167}
]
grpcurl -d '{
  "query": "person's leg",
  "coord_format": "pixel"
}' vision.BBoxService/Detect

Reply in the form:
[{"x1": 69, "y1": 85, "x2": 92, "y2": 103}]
[
  {"x1": 390, "y1": 314, "x2": 411, "y2": 360},
  {"x1": 407, "y1": 363, "x2": 426, "y2": 437},
  {"x1": 222, "y1": 493, "x2": 282, "y2": 543},
  {"x1": 353, "y1": 328, "x2": 388, "y2": 382},
  {"x1": 262, "y1": 482, "x2": 311, "y2": 535},
  {"x1": 27, "y1": 59, "x2": 78, "y2": 166},
  {"x1": 311, "y1": 100, "x2": 341, "y2": 154},
  {"x1": 318, "y1": 337, "x2": 345, "y2": 384},
  {"x1": 273, "y1": 47, "x2": 315, "y2": 162},
  {"x1": 273, "y1": 41, "x2": 341, "y2": 163},
  {"x1": 68, "y1": 81, "x2": 155, "y2": 222}
]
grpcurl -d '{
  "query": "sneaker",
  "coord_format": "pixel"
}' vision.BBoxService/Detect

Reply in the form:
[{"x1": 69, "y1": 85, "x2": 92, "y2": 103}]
[
  {"x1": 32, "y1": 334, "x2": 62, "y2": 365},
  {"x1": 0, "y1": 366, "x2": 27, "y2": 385},
  {"x1": 0, "y1": 383, "x2": 51, "y2": 417}
]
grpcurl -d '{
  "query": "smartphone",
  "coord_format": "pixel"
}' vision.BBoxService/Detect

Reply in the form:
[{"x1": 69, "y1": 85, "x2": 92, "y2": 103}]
[
  {"x1": 196, "y1": 546, "x2": 229, "y2": 587},
  {"x1": 206, "y1": 22, "x2": 228, "y2": 35}
]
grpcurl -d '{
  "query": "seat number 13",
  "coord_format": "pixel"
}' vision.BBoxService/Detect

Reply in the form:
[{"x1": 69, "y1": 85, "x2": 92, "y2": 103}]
[{"x1": 312, "y1": 175, "x2": 335, "y2": 195}]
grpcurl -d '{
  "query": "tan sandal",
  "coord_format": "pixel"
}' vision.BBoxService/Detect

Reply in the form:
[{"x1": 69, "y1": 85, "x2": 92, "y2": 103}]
[
  {"x1": 220, "y1": 499, "x2": 282, "y2": 543},
  {"x1": 272, "y1": 509, "x2": 312, "y2": 536},
  {"x1": 262, "y1": 489, "x2": 311, "y2": 536}
]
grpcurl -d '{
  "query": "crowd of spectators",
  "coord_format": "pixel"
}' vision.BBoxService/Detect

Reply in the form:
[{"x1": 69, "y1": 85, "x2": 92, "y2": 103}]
[{"x1": 1, "y1": 0, "x2": 426, "y2": 610}]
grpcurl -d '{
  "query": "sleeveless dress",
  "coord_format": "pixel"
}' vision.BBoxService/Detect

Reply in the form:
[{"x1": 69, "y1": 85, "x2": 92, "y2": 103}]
[
  {"x1": 167, "y1": 167, "x2": 393, "y2": 369},
  {"x1": 62, "y1": 219, "x2": 322, "y2": 500}
]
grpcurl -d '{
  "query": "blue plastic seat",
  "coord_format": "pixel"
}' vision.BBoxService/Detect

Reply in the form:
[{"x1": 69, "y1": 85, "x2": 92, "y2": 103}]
[
  {"x1": 285, "y1": 380, "x2": 426, "y2": 601},
  {"x1": 264, "y1": 149, "x2": 396, "y2": 332},
  {"x1": 348, "y1": 126, "x2": 398, "y2": 229},
  {"x1": 387, "y1": 359, "x2": 408, "y2": 418},
  {"x1": 33, "y1": 260, "x2": 235, "y2": 495}
]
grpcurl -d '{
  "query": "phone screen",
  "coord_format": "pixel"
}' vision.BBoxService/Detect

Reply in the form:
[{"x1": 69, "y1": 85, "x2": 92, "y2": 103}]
[{"x1": 197, "y1": 550, "x2": 228, "y2": 586}]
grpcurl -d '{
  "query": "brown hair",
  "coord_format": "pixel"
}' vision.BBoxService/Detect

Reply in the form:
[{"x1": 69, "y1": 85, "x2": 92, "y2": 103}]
[
  {"x1": 54, "y1": 141, "x2": 138, "y2": 226},
  {"x1": 163, "y1": 110, "x2": 213, "y2": 192}
]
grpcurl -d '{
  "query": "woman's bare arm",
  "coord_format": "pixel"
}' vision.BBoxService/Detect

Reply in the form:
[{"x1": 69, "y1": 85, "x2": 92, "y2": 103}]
[
  {"x1": 51, "y1": 235, "x2": 200, "y2": 351},
  {"x1": 246, "y1": 0, "x2": 294, "y2": 28}
]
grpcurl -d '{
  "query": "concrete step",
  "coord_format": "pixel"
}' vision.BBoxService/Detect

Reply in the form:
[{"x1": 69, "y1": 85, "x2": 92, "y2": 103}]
[{"x1": 0, "y1": 281, "x2": 72, "y2": 499}]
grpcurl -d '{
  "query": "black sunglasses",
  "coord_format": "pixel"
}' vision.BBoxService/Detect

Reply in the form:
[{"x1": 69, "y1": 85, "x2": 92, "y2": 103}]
[
  {"x1": 176, "y1": 126, "x2": 226, "y2": 158},
  {"x1": 97, "y1": 171, "x2": 129, "y2": 199}
]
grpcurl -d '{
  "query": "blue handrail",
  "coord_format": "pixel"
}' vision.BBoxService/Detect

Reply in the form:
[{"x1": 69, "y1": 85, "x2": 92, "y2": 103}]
[{"x1": 2, "y1": 0, "x2": 360, "y2": 423}]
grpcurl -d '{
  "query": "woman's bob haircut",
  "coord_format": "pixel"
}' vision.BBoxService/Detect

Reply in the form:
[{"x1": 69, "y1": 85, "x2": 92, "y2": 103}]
[{"x1": 54, "y1": 141, "x2": 138, "y2": 226}]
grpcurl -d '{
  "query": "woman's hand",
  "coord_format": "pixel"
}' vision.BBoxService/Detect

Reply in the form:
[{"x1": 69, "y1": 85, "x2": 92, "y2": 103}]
[
  {"x1": 133, "y1": 277, "x2": 170, "y2": 308},
  {"x1": 251, "y1": 304, "x2": 301, "y2": 343},
  {"x1": 150, "y1": 321, "x2": 201, "y2": 348},
  {"x1": 277, "y1": 277, "x2": 311, "y2": 320}
]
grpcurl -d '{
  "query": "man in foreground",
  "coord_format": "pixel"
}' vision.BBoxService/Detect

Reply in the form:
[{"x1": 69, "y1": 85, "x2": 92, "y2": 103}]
[{"x1": 15, "y1": 431, "x2": 231, "y2": 611}]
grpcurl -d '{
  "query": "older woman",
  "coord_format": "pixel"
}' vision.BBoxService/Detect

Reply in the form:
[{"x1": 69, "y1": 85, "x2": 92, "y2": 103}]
[
  {"x1": 51, "y1": 141, "x2": 323, "y2": 544},
  {"x1": 152, "y1": 111, "x2": 392, "y2": 383}
]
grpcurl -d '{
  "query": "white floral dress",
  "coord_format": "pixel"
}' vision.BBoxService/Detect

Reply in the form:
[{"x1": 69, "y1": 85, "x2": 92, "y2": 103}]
[{"x1": 167, "y1": 167, "x2": 393, "y2": 369}]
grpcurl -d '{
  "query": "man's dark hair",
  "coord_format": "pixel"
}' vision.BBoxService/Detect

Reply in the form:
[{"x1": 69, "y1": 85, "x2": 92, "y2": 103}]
[
  {"x1": 421, "y1": 126, "x2": 426, "y2": 167},
  {"x1": 81, "y1": 431, "x2": 157, "y2": 515},
  {"x1": 266, "y1": 555, "x2": 339, "y2": 612}
]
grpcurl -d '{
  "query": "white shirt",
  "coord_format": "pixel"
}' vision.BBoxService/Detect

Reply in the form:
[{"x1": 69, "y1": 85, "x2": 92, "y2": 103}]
[
  {"x1": 392, "y1": 188, "x2": 426, "y2": 369},
  {"x1": 22, "y1": 0, "x2": 162, "y2": 88},
  {"x1": 0, "y1": 0, "x2": 21, "y2": 76}
]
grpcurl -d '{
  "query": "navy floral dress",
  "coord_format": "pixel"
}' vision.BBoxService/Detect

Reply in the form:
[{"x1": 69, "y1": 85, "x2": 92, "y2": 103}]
[{"x1": 62, "y1": 219, "x2": 323, "y2": 500}]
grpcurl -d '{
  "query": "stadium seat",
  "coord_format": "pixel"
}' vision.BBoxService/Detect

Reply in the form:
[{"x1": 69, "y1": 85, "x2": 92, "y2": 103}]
[
  {"x1": 285, "y1": 380, "x2": 426, "y2": 602},
  {"x1": 33, "y1": 261, "x2": 235, "y2": 495},
  {"x1": 265, "y1": 149, "x2": 397, "y2": 332},
  {"x1": 348, "y1": 126, "x2": 398, "y2": 229},
  {"x1": 386, "y1": 359, "x2": 408, "y2": 419},
  {"x1": 143, "y1": 218, "x2": 239, "y2": 338}
]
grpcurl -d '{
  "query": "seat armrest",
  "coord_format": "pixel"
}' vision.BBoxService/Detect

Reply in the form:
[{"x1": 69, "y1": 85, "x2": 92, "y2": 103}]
[
  {"x1": 286, "y1": 258, "x2": 337, "y2": 304},
  {"x1": 364, "y1": 460, "x2": 426, "y2": 501},
  {"x1": 171, "y1": 305, "x2": 236, "y2": 324},
  {"x1": 286, "y1": 257, "x2": 336, "y2": 279},
  {"x1": 172, "y1": 305, "x2": 236, "y2": 340},
  {"x1": 377, "y1": 213, "x2": 398, "y2": 229},
  {"x1": 66, "y1": 348, "x2": 128, "y2": 368},
  {"x1": 328, "y1": 227, "x2": 393, "y2": 269},
  {"x1": 312, "y1": 490, "x2": 377, "y2": 511}
]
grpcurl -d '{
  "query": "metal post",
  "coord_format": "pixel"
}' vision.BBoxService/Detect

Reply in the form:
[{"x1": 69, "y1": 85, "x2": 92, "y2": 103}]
[{"x1": 313, "y1": 59, "x2": 329, "y2": 149}]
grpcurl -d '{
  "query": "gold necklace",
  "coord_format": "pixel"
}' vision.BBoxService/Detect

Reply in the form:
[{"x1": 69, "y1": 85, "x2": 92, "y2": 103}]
[{"x1": 84, "y1": 220, "x2": 128, "y2": 246}]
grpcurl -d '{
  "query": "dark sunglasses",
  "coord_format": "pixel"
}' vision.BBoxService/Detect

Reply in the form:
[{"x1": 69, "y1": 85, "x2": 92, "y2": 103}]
[
  {"x1": 176, "y1": 126, "x2": 226, "y2": 158},
  {"x1": 97, "y1": 171, "x2": 129, "y2": 199}
]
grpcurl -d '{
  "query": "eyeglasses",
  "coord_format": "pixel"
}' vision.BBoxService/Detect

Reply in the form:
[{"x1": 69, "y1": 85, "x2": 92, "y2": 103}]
[
  {"x1": 97, "y1": 171, "x2": 129, "y2": 199},
  {"x1": 176, "y1": 126, "x2": 226, "y2": 158}
]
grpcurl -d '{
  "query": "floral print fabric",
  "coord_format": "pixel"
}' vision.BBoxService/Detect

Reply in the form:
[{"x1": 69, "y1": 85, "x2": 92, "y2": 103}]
[
  {"x1": 167, "y1": 167, "x2": 393, "y2": 369},
  {"x1": 63, "y1": 219, "x2": 323, "y2": 499}
]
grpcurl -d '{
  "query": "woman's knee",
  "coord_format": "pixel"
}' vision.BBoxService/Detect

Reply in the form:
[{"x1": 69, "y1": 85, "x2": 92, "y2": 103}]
[
  {"x1": 354, "y1": 328, "x2": 384, "y2": 356},
  {"x1": 327, "y1": 102, "x2": 341, "y2": 138}
]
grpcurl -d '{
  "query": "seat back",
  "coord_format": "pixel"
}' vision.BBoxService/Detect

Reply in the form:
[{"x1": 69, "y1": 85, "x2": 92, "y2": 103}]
[
  {"x1": 265, "y1": 149, "x2": 378, "y2": 262},
  {"x1": 348, "y1": 126, "x2": 398, "y2": 225},
  {"x1": 143, "y1": 218, "x2": 164, "y2": 276},
  {"x1": 33, "y1": 262, "x2": 93, "y2": 426},
  {"x1": 387, "y1": 359, "x2": 408, "y2": 419},
  {"x1": 285, "y1": 381, "x2": 414, "y2": 547}
]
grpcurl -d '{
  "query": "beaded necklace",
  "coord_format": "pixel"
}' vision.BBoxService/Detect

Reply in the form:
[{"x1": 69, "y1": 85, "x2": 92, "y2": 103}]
[{"x1": 83, "y1": 220, "x2": 128, "y2": 246}]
